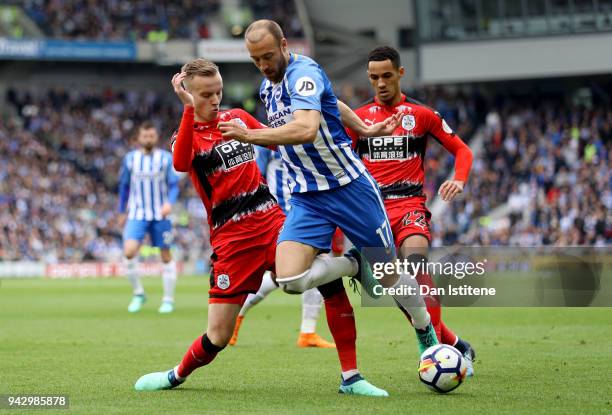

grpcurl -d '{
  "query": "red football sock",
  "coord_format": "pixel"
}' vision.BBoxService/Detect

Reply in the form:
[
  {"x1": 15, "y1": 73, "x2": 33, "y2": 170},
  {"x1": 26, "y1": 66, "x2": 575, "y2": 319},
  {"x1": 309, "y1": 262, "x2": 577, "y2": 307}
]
[
  {"x1": 416, "y1": 273, "x2": 442, "y2": 340},
  {"x1": 440, "y1": 321, "x2": 458, "y2": 346},
  {"x1": 323, "y1": 289, "x2": 357, "y2": 373},
  {"x1": 177, "y1": 334, "x2": 223, "y2": 378}
]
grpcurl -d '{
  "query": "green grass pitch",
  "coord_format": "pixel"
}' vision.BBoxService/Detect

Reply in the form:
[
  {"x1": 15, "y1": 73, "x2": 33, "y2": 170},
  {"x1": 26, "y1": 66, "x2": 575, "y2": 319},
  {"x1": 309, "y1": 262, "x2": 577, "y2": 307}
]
[{"x1": 1, "y1": 276, "x2": 611, "y2": 414}]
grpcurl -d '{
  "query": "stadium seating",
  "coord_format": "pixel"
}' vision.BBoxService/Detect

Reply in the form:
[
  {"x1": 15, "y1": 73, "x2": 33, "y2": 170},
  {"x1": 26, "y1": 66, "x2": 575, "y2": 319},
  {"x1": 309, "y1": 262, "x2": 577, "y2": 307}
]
[
  {"x1": 2, "y1": 88, "x2": 211, "y2": 262},
  {"x1": 4, "y1": 0, "x2": 302, "y2": 40},
  {"x1": 432, "y1": 101, "x2": 611, "y2": 247}
]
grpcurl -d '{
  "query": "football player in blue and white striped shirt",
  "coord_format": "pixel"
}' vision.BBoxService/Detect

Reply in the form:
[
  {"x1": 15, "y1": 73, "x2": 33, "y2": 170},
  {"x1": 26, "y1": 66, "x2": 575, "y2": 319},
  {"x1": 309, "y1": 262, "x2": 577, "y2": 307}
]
[
  {"x1": 219, "y1": 20, "x2": 439, "y2": 397},
  {"x1": 118, "y1": 121, "x2": 180, "y2": 314},
  {"x1": 229, "y1": 146, "x2": 335, "y2": 349}
]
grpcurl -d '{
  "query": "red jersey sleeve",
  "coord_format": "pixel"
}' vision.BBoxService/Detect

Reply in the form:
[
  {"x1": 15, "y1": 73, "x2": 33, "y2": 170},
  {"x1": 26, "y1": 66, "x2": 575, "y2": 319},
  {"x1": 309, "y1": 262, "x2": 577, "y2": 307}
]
[
  {"x1": 235, "y1": 109, "x2": 267, "y2": 130},
  {"x1": 234, "y1": 108, "x2": 278, "y2": 150},
  {"x1": 426, "y1": 110, "x2": 473, "y2": 182},
  {"x1": 172, "y1": 105, "x2": 195, "y2": 172}
]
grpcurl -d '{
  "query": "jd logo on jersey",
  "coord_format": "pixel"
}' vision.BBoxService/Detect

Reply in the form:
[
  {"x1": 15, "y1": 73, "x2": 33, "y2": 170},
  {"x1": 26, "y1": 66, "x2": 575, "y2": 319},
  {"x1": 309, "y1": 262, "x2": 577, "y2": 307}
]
[
  {"x1": 295, "y1": 76, "x2": 317, "y2": 96},
  {"x1": 299, "y1": 81, "x2": 314, "y2": 92}
]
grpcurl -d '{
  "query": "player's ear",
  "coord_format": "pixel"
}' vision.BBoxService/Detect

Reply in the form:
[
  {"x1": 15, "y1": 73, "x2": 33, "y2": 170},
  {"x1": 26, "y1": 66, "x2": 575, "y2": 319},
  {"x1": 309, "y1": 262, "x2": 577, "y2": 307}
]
[
  {"x1": 398, "y1": 66, "x2": 405, "y2": 78},
  {"x1": 280, "y1": 37, "x2": 288, "y2": 53}
]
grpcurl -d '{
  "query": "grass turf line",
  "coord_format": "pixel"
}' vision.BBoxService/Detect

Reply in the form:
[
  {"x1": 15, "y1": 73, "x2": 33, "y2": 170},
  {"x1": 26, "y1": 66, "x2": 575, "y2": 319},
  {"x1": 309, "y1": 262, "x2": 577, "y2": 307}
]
[{"x1": 1, "y1": 276, "x2": 611, "y2": 415}]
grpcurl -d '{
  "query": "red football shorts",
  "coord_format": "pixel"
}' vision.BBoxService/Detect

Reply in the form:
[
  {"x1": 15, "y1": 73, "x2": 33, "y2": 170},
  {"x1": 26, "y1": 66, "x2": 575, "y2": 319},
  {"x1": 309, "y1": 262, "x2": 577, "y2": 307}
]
[
  {"x1": 208, "y1": 209, "x2": 284, "y2": 305},
  {"x1": 384, "y1": 197, "x2": 432, "y2": 247}
]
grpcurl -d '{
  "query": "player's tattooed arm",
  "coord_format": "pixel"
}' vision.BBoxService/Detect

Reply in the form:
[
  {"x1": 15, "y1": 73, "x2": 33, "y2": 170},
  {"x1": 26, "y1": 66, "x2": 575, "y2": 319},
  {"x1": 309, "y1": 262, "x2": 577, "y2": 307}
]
[
  {"x1": 219, "y1": 110, "x2": 320, "y2": 145},
  {"x1": 337, "y1": 100, "x2": 402, "y2": 137}
]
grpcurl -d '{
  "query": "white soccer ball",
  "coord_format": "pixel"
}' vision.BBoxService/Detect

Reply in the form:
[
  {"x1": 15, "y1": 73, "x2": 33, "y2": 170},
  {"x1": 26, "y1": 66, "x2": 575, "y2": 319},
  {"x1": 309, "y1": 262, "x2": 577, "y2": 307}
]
[{"x1": 418, "y1": 344, "x2": 467, "y2": 393}]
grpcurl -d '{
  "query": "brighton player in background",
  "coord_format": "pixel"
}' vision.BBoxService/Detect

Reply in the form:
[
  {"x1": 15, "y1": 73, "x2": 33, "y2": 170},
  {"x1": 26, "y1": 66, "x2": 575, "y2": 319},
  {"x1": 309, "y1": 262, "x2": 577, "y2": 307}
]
[
  {"x1": 219, "y1": 19, "x2": 440, "y2": 393},
  {"x1": 118, "y1": 122, "x2": 179, "y2": 314},
  {"x1": 134, "y1": 59, "x2": 388, "y2": 397},
  {"x1": 347, "y1": 46, "x2": 476, "y2": 374},
  {"x1": 229, "y1": 145, "x2": 339, "y2": 348}
]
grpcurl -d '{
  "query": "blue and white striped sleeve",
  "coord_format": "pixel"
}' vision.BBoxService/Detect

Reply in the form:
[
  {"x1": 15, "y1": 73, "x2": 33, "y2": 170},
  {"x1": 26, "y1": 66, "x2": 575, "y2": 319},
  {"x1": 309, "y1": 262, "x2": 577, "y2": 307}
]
[{"x1": 286, "y1": 62, "x2": 324, "y2": 112}]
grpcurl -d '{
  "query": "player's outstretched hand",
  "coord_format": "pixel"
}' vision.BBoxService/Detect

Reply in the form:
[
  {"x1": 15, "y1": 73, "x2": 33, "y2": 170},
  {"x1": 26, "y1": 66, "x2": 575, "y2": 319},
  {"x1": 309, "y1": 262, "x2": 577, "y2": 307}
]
[
  {"x1": 219, "y1": 121, "x2": 250, "y2": 142},
  {"x1": 171, "y1": 72, "x2": 194, "y2": 107},
  {"x1": 365, "y1": 112, "x2": 403, "y2": 137},
  {"x1": 438, "y1": 180, "x2": 464, "y2": 202}
]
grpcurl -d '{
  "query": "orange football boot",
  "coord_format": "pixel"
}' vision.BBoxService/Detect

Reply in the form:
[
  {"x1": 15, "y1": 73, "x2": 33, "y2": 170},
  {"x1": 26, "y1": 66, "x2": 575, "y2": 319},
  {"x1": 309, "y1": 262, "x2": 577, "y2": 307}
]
[{"x1": 296, "y1": 332, "x2": 336, "y2": 348}]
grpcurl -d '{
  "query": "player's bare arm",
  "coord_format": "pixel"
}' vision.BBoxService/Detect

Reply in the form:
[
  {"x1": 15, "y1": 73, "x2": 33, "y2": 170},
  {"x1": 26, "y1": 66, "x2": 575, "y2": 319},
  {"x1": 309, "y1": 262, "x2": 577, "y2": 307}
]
[
  {"x1": 219, "y1": 109, "x2": 320, "y2": 145},
  {"x1": 337, "y1": 99, "x2": 402, "y2": 137}
]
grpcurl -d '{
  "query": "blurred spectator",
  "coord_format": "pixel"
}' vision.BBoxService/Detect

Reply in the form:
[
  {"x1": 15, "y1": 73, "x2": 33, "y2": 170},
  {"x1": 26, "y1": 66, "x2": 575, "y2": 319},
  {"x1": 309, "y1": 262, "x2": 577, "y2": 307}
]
[
  {"x1": 2, "y1": 88, "x2": 213, "y2": 262},
  {"x1": 9, "y1": 0, "x2": 303, "y2": 41},
  {"x1": 432, "y1": 101, "x2": 611, "y2": 247},
  {"x1": 247, "y1": 0, "x2": 304, "y2": 38}
]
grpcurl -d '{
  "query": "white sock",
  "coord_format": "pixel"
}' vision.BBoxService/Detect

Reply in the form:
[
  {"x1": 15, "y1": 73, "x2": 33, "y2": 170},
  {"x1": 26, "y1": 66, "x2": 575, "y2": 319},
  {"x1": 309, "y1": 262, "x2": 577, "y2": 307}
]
[
  {"x1": 173, "y1": 365, "x2": 185, "y2": 382},
  {"x1": 279, "y1": 254, "x2": 358, "y2": 292},
  {"x1": 341, "y1": 369, "x2": 360, "y2": 381},
  {"x1": 301, "y1": 288, "x2": 323, "y2": 333},
  {"x1": 126, "y1": 257, "x2": 144, "y2": 295},
  {"x1": 239, "y1": 271, "x2": 277, "y2": 317},
  {"x1": 162, "y1": 260, "x2": 177, "y2": 303},
  {"x1": 391, "y1": 273, "x2": 431, "y2": 329}
]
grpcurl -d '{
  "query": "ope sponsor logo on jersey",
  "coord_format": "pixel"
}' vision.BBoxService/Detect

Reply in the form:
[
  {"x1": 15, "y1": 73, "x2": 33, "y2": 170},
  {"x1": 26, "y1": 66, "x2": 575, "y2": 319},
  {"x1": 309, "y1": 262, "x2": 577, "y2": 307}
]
[
  {"x1": 215, "y1": 140, "x2": 255, "y2": 170},
  {"x1": 367, "y1": 136, "x2": 419, "y2": 162}
]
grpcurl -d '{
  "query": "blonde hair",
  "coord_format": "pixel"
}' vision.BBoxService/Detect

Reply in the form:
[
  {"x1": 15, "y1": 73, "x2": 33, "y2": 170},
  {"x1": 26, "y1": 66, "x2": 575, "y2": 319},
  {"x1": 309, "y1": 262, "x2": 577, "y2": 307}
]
[{"x1": 181, "y1": 58, "x2": 219, "y2": 79}]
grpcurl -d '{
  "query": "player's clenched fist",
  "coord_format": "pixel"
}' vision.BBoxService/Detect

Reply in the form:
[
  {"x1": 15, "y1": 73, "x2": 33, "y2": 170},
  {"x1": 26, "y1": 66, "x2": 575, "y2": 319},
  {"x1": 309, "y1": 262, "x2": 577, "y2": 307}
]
[
  {"x1": 171, "y1": 72, "x2": 194, "y2": 107},
  {"x1": 438, "y1": 180, "x2": 464, "y2": 202},
  {"x1": 219, "y1": 121, "x2": 250, "y2": 142}
]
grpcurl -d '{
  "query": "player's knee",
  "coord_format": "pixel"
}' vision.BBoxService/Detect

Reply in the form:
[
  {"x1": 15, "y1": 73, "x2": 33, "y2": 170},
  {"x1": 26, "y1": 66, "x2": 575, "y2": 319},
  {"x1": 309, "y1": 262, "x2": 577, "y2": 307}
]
[
  {"x1": 123, "y1": 241, "x2": 140, "y2": 259},
  {"x1": 124, "y1": 250, "x2": 137, "y2": 260},
  {"x1": 399, "y1": 236, "x2": 428, "y2": 257},
  {"x1": 206, "y1": 320, "x2": 235, "y2": 347},
  {"x1": 160, "y1": 249, "x2": 172, "y2": 263},
  {"x1": 276, "y1": 269, "x2": 311, "y2": 294}
]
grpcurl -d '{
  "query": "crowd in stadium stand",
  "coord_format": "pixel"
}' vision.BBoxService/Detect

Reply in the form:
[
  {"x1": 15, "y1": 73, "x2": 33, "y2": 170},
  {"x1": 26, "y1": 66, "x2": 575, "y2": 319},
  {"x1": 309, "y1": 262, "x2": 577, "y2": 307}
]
[
  {"x1": 247, "y1": 0, "x2": 304, "y2": 38},
  {"x1": 0, "y1": 119, "x2": 117, "y2": 261},
  {"x1": 433, "y1": 102, "x2": 611, "y2": 247},
  {"x1": 2, "y1": 88, "x2": 212, "y2": 262},
  {"x1": 1, "y1": 86, "x2": 610, "y2": 262},
  {"x1": 14, "y1": 0, "x2": 302, "y2": 40}
]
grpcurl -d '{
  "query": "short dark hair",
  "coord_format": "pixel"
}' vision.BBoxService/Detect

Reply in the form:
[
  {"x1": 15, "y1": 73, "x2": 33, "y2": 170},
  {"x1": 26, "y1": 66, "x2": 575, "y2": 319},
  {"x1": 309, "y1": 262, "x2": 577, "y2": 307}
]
[
  {"x1": 368, "y1": 46, "x2": 401, "y2": 69},
  {"x1": 138, "y1": 121, "x2": 156, "y2": 131},
  {"x1": 245, "y1": 19, "x2": 284, "y2": 45}
]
